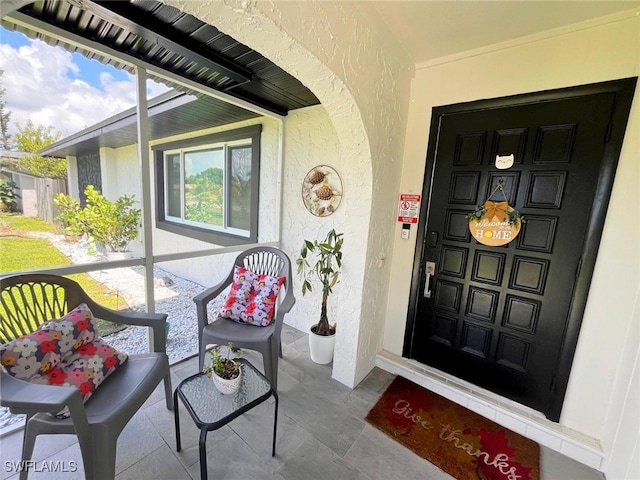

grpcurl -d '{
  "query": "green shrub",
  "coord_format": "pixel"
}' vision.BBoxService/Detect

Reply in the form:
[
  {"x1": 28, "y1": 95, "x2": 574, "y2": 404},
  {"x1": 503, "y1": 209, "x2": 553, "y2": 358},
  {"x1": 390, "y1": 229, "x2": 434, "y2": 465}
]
[
  {"x1": 0, "y1": 180, "x2": 20, "y2": 212},
  {"x1": 54, "y1": 185, "x2": 141, "y2": 252}
]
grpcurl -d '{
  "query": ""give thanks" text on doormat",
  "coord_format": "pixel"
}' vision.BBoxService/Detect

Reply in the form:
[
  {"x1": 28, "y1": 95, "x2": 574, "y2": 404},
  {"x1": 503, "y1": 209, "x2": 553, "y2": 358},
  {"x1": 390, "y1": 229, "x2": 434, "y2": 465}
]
[{"x1": 365, "y1": 376, "x2": 539, "y2": 480}]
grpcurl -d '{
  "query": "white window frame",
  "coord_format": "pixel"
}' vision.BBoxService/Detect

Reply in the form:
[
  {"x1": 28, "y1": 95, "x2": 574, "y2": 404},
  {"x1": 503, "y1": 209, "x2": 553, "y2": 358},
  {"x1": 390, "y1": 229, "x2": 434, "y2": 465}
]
[{"x1": 163, "y1": 138, "x2": 251, "y2": 237}]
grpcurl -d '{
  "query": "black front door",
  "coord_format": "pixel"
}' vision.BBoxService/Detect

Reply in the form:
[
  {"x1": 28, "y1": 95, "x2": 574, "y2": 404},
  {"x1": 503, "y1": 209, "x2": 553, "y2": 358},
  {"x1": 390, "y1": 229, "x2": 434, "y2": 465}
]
[{"x1": 404, "y1": 79, "x2": 636, "y2": 421}]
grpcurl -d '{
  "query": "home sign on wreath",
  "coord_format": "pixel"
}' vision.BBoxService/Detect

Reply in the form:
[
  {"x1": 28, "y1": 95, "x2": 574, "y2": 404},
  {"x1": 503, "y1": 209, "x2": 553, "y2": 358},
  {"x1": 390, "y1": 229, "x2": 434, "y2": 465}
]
[{"x1": 467, "y1": 182, "x2": 523, "y2": 247}]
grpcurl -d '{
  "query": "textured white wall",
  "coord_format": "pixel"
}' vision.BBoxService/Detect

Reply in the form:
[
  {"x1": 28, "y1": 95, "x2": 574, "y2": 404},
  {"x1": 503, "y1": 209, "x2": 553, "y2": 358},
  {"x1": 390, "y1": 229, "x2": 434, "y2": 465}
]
[
  {"x1": 104, "y1": 145, "x2": 143, "y2": 255},
  {"x1": 385, "y1": 11, "x2": 640, "y2": 473},
  {"x1": 167, "y1": 0, "x2": 413, "y2": 387},
  {"x1": 279, "y1": 105, "x2": 349, "y2": 334},
  {"x1": 66, "y1": 156, "x2": 79, "y2": 199}
]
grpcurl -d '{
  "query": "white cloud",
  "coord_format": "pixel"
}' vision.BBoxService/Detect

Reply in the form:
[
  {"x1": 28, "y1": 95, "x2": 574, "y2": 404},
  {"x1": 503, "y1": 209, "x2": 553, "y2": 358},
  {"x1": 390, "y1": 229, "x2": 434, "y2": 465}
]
[{"x1": 0, "y1": 37, "x2": 171, "y2": 139}]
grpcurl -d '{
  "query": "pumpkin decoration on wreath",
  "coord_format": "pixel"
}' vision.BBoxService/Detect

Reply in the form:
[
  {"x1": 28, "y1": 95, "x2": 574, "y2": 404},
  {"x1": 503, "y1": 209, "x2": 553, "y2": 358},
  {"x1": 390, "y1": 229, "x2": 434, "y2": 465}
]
[{"x1": 467, "y1": 182, "x2": 524, "y2": 247}]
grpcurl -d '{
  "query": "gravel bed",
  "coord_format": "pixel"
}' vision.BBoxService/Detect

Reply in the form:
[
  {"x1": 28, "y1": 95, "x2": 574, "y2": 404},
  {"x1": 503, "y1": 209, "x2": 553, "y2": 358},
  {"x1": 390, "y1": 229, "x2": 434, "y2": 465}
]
[
  {"x1": 34, "y1": 232, "x2": 226, "y2": 363},
  {"x1": 1, "y1": 233, "x2": 225, "y2": 430}
]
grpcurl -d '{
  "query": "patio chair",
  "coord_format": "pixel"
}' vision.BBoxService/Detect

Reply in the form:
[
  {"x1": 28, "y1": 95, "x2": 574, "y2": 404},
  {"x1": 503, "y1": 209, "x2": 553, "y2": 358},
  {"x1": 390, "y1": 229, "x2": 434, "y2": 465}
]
[
  {"x1": 0, "y1": 273, "x2": 172, "y2": 480},
  {"x1": 194, "y1": 247, "x2": 295, "y2": 390}
]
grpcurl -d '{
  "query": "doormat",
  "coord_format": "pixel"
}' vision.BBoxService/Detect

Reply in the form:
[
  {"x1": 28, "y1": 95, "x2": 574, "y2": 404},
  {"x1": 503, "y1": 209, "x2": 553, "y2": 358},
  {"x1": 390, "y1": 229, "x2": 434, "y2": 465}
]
[{"x1": 365, "y1": 376, "x2": 540, "y2": 480}]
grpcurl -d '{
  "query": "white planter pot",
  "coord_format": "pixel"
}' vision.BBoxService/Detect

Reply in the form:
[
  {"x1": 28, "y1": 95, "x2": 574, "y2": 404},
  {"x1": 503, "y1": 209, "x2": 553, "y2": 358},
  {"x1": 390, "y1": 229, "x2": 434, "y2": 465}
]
[
  {"x1": 309, "y1": 325, "x2": 336, "y2": 364},
  {"x1": 106, "y1": 251, "x2": 132, "y2": 261},
  {"x1": 211, "y1": 366, "x2": 242, "y2": 394}
]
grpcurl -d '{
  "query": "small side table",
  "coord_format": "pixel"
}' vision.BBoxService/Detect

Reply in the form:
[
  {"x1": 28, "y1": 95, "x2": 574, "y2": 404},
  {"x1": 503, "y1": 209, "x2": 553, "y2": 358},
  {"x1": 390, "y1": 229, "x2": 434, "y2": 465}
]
[{"x1": 173, "y1": 358, "x2": 278, "y2": 480}]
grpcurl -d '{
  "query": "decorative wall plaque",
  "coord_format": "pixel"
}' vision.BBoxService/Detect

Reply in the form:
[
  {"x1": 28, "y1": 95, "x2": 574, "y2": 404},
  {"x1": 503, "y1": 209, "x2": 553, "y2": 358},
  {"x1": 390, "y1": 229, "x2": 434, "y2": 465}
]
[{"x1": 302, "y1": 165, "x2": 342, "y2": 217}]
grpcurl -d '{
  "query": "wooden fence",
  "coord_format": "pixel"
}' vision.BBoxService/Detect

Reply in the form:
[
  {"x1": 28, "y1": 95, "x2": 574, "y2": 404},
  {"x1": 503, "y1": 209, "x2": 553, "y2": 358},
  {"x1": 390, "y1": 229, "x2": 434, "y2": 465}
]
[{"x1": 35, "y1": 177, "x2": 67, "y2": 223}]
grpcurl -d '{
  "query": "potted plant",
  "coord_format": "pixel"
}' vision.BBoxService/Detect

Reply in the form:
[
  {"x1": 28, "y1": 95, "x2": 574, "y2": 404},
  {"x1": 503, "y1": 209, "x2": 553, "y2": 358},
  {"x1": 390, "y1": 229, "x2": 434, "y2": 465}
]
[
  {"x1": 296, "y1": 229, "x2": 343, "y2": 364},
  {"x1": 54, "y1": 185, "x2": 141, "y2": 258},
  {"x1": 202, "y1": 343, "x2": 243, "y2": 394}
]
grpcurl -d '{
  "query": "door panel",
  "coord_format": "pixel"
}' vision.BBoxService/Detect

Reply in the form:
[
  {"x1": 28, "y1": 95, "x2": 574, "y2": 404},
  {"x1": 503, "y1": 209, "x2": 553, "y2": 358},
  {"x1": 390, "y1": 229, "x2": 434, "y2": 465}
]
[{"x1": 405, "y1": 79, "x2": 637, "y2": 420}]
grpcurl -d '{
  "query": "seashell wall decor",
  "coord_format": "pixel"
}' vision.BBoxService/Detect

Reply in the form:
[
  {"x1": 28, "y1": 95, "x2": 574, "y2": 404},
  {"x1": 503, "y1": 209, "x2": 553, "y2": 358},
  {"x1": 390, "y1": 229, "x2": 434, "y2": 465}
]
[{"x1": 302, "y1": 165, "x2": 343, "y2": 217}]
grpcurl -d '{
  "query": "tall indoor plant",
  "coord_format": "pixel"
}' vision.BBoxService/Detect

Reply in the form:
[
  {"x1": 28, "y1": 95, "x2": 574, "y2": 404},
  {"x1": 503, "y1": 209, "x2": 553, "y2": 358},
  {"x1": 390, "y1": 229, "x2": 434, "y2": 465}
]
[
  {"x1": 296, "y1": 229, "x2": 343, "y2": 364},
  {"x1": 55, "y1": 185, "x2": 141, "y2": 255}
]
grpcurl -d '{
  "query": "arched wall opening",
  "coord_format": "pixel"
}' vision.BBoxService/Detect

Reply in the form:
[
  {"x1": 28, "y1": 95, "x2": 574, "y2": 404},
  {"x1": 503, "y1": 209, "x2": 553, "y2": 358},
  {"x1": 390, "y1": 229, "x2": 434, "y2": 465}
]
[{"x1": 165, "y1": 0, "x2": 413, "y2": 386}]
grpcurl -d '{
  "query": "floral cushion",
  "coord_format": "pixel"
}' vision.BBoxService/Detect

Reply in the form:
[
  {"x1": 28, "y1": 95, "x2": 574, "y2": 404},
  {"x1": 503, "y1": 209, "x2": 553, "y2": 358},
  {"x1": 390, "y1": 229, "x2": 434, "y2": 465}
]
[
  {"x1": 0, "y1": 303, "x2": 128, "y2": 417},
  {"x1": 0, "y1": 303, "x2": 98, "y2": 380},
  {"x1": 218, "y1": 266, "x2": 258, "y2": 321},
  {"x1": 245, "y1": 273, "x2": 285, "y2": 326},
  {"x1": 219, "y1": 266, "x2": 285, "y2": 327},
  {"x1": 29, "y1": 337, "x2": 128, "y2": 405}
]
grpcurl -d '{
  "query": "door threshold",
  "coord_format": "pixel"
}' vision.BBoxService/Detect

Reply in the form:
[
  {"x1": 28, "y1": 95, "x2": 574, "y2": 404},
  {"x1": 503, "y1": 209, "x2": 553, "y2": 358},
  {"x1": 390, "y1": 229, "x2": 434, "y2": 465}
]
[{"x1": 376, "y1": 350, "x2": 605, "y2": 471}]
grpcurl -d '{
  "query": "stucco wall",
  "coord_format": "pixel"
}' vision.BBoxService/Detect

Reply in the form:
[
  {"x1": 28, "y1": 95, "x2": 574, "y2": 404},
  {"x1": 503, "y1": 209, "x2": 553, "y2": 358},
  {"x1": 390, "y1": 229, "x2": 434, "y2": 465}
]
[
  {"x1": 384, "y1": 10, "x2": 639, "y2": 473},
  {"x1": 102, "y1": 145, "x2": 143, "y2": 255},
  {"x1": 167, "y1": 0, "x2": 413, "y2": 387},
  {"x1": 105, "y1": 116, "x2": 282, "y2": 284},
  {"x1": 279, "y1": 105, "x2": 347, "y2": 333},
  {"x1": 255, "y1": 1, "x2": 413, "y2": 386}
]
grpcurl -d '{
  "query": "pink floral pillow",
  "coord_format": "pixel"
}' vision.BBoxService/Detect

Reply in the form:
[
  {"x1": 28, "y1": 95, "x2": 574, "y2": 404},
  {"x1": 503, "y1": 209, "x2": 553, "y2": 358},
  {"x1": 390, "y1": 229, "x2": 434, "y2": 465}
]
[
  {"x1": 0, "y1": 303, "x2": 128, "y2": 417},
  {"x1": 219, "y1": 266, "x2": 258, "y2": 321},
  {"x1": 244, "y1": 273, "x2": 285, "y2": 326},
  {"x1": 29, "y1": 337, "x2": 128, "y2": 407},
  {"x1": 0, "y1": 303, "x2": 98, "y2": 380},
  {"x1": 219, "y1": 266, "x2": 285, "y2": 327}
]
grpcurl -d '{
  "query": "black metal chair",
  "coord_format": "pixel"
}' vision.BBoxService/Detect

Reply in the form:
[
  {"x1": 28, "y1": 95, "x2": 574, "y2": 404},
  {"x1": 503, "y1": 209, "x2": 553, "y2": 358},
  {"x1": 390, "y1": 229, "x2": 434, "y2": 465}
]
[
  {"x1": 0, "y1": 274, "x2": 172, "y2": 480},
  {"x1": 193, "y1": 247, "x2": 295, "y2": 390}
]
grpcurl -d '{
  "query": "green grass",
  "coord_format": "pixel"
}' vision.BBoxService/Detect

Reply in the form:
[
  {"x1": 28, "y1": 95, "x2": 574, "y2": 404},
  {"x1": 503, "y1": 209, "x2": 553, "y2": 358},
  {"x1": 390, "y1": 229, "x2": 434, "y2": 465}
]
[
  {"x1": 0, "y1": 213, "x2": 129, "y2": 336},
  {"x1": 0, "y1": 212, "x2": 57, "y2": 232},
  {"x1": 1, "y1": 236, "x2": 67, "y2": 271}
]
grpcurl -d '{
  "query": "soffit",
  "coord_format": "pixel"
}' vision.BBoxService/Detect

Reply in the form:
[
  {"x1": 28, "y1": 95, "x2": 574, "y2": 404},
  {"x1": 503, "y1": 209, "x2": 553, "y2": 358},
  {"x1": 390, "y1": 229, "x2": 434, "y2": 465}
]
[
  {"x1": 41, "y1": 90, "x2": 261, "y2": 157},
  {"x1": 3, "y1": 0, "x2": 320, "y2": 116}
]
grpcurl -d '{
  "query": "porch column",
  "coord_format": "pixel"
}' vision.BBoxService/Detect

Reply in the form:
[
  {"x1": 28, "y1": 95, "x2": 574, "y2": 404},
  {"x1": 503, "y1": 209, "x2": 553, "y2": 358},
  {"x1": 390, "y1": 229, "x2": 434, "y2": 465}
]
[{"x1": 135, "y1": 67, "x2": 156, "y2": 317}]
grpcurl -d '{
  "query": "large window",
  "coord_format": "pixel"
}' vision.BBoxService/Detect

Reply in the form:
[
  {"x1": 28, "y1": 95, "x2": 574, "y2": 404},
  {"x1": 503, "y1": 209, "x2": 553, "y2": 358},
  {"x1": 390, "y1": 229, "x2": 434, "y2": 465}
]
[{"x1": 154, "y1": 125, "x2": 261, "y2": 245}]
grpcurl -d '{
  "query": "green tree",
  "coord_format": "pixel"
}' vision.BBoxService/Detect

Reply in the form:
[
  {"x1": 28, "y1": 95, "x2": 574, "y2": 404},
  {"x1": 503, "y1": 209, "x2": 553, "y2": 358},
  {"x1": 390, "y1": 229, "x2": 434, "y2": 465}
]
[
  {"x1": 0, "y1": 69, "x2": 11, "y2": 150},
  {"x1": 15, "y1": 120, "x2": 66, "y2": 178}
]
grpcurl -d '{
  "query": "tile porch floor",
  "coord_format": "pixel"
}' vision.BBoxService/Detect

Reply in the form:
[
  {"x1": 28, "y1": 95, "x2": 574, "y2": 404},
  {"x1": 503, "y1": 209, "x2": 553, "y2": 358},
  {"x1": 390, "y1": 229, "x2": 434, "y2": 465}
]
[{"x1": 0, "y1": 325, "x2": 604, "y2": 480}]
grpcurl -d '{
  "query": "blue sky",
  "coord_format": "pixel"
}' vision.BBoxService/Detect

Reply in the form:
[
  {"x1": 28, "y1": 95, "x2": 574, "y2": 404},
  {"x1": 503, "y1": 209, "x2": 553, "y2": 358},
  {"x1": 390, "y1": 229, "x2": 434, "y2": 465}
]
[{"x1": 0, "y1": 26, "x2": 169, "y2": 139}]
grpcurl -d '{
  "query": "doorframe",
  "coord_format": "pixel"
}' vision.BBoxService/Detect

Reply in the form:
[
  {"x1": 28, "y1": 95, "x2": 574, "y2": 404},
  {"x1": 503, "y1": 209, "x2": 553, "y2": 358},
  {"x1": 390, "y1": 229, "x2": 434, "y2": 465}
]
[{"x1": 403, "y1": 77, "x2": 637, "y2": 421}]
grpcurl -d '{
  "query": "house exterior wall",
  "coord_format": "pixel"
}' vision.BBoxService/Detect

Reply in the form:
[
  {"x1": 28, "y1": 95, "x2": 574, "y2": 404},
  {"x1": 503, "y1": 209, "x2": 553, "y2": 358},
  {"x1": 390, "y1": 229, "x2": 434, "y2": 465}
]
[
  {"x1": 66, "y1": 155, "x2": 79, "y2": 199},
  {"x1": 161, "y1": 1, "x2": 638, "y2": 472},
  {"x1": 103, "y1": 116, "x2": 285, "y2": 285},
  {"x1": 280, "y1": 105, "x2": 346, "y2": 334},
  {"x1": 384, "y1": 11, "x2": 639, "y2": 476},
  {"x1": 149, "y1": 116, "x2": 281, "y2": 284},
  {"x1": 30, "y1": 0, "x2": 636, "y2": 474},
  {"x1": 168, "y1": 0, "x2": 413, "y2": 389}
]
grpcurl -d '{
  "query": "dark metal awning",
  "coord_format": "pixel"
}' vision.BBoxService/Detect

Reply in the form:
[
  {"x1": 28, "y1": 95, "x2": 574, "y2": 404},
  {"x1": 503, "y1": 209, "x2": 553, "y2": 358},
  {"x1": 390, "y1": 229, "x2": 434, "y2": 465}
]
[{"x1": 2, "y1": 0, "x2": 320, "y2": 116}]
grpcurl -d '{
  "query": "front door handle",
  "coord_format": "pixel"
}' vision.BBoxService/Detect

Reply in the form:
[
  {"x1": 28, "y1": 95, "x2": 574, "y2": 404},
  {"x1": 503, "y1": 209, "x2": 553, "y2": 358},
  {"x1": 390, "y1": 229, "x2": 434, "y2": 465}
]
[{"x1": 423, "y1": 261, "x2": 436, "y2": 298}]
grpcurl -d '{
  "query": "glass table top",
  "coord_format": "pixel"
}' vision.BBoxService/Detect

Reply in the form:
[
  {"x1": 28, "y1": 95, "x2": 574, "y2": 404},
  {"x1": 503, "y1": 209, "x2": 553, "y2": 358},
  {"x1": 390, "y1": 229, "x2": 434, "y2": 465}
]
[{"x1": 177, "y1": 358, "x2": 272, "y2": 425}]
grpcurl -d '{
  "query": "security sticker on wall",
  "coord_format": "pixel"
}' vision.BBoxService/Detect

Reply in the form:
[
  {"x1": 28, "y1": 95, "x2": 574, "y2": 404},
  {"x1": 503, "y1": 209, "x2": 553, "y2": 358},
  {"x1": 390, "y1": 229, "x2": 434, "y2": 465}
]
[
  {"x1": 495, "y1": 154, "x2": 515, "y2": 170},
  {"x1": 397, "y1": 194, "x2": 421, "y2": 223}
]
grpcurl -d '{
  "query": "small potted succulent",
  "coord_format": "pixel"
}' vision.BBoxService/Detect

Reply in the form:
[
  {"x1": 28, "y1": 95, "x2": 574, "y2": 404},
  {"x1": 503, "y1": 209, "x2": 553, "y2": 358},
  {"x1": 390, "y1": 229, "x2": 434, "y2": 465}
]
[{"x1": 202, "y1": 343, "x2": 243, "y2": 394}]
